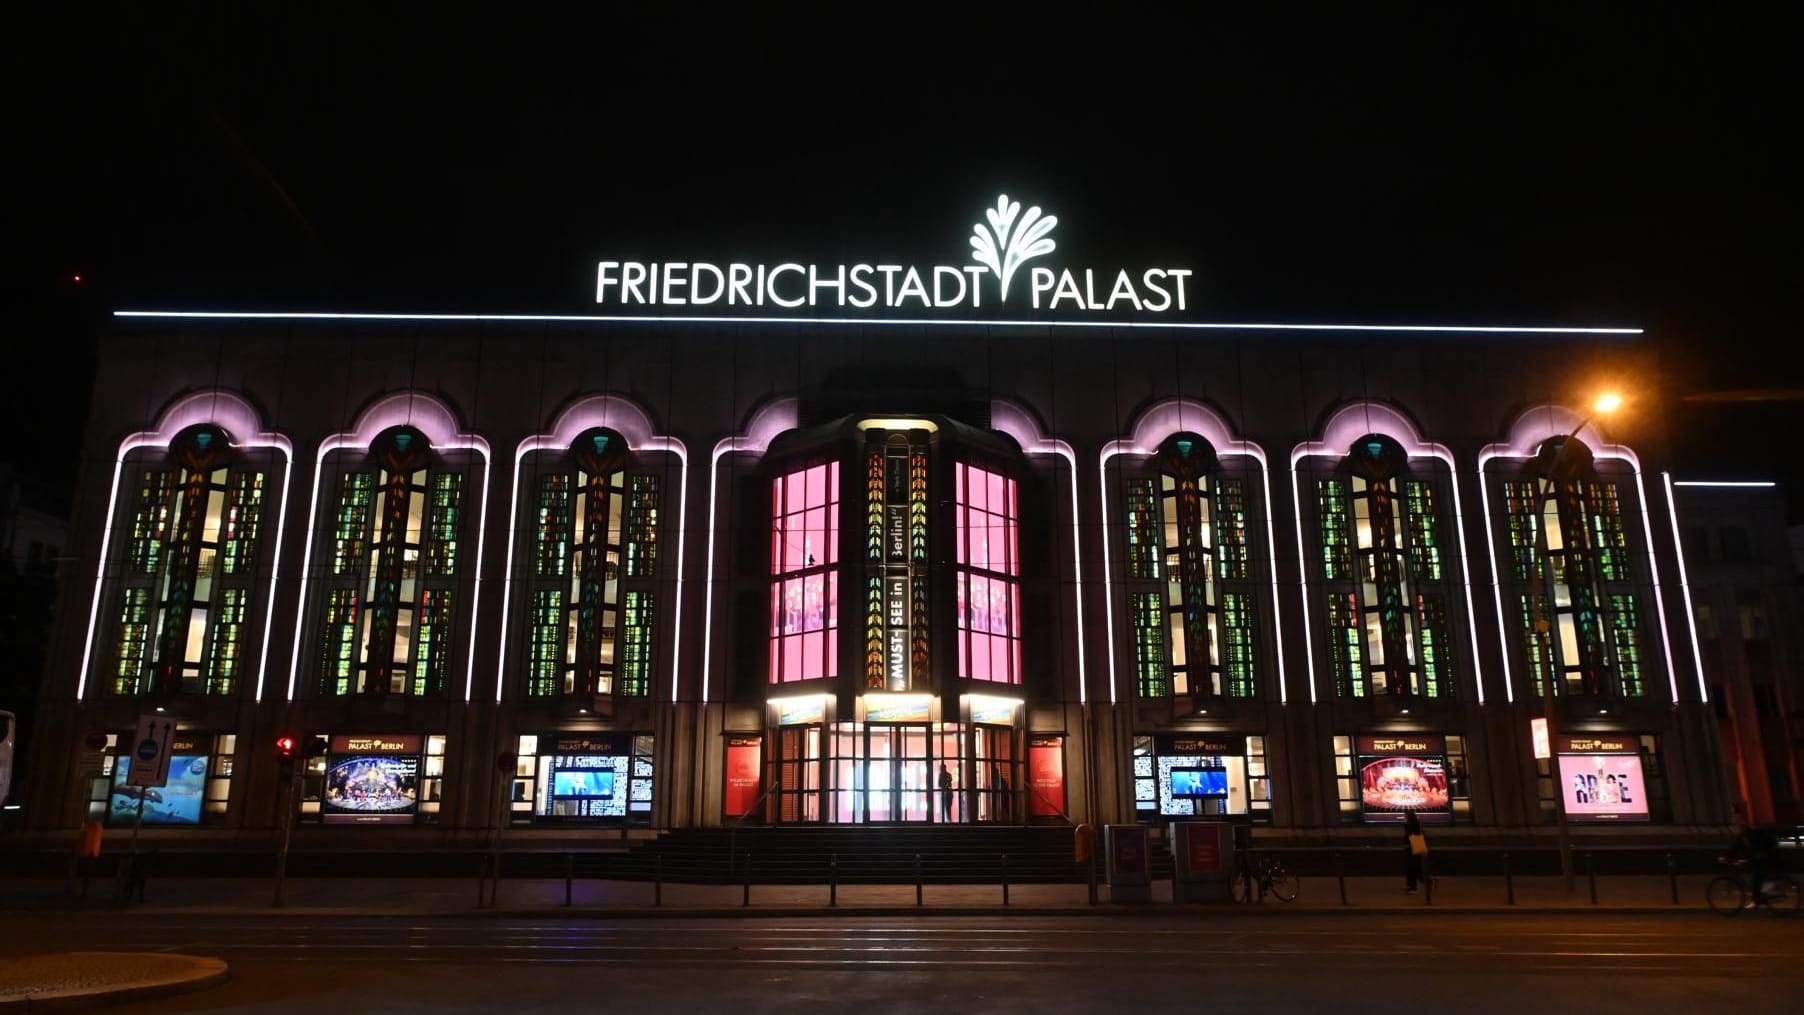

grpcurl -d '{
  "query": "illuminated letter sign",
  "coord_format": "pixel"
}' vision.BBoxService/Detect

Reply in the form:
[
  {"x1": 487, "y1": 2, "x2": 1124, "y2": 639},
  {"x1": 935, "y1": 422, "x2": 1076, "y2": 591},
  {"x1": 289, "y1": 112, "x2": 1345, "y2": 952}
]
[{"x1": 595, "y1": 194, "x2": 1192, "y2": 317}]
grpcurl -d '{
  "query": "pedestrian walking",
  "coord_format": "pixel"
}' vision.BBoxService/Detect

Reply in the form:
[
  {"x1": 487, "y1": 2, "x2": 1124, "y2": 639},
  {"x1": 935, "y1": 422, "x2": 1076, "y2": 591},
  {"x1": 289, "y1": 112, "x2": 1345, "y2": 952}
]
[
  {"x1": 938, "y1": 762, "x2": 954, "y2": 822},
  {"x1": 1404, "y1": 810, "x2": 1429, "y2": 893}
]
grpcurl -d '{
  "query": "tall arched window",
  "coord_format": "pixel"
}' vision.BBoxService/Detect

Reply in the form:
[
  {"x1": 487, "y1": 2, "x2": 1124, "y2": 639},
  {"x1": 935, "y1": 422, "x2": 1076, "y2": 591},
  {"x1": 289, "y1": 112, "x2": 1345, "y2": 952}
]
[
  {"x1": 111, "y1": 425, "x2": 266, "y2": 696},
  {"x1": 1123, "y1": 434, "x2": 1257, "y2": 699},
  {"x1": 770, "y1": 460, "x2": 839, "y2": 683},
  {"x1": 317, "y1": 427, "x2": 466, "y2": 696},
  {"x1": 954, "y1": 460, "x2": 1020, "y2": 684},
  {"x1": 1505, "y1": 438, "x2": 1644, "y2": 699},
  {"x1": 523, "y1": 429, "x2": 662, "y2": 697},
  {"x1": 1316, "y1": 435, "x2": 1456, "y2": 699}
]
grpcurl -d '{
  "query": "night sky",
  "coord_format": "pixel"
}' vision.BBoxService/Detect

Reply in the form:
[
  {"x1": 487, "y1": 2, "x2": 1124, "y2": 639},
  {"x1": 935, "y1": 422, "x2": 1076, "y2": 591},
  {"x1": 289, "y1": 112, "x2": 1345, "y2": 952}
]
[{"x1": 11, "y1": 8, "x2": 1800, "y2": 517}]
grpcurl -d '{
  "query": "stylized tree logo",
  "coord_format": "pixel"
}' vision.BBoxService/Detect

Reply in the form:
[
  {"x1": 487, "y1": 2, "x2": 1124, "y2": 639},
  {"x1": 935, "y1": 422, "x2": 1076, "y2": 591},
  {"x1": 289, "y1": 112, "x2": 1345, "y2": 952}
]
[{"x1": 969, "y1": 194, "x2": 1057, "y2": 302}]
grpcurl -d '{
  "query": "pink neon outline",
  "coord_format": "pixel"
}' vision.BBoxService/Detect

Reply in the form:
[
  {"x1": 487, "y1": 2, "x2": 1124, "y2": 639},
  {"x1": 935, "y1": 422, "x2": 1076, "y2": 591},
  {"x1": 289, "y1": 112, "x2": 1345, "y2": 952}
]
[
  {"x1": 495, "y1": 394, "x2": 689, "y2": 703},
  {"x1": 284, "y1": 391, "x2": 492, "y2": 702},
  {"x1": 1475, "y1": 404, "x2": 1681, "y2": 705},
  {"x1": 991, "y1": 400, "x2": 1088, "y2": 703},
  {"x1": 1098, "y1": 399, "x2": 1283, "y2": 705},
  {"x1": 1661, "y1": 472, "x2": 1708, "y2": 703},
  {"x1": 1289, "y1": 402, "x2": 1488, "y2": 706},
  {"x1": 702, "y1": 397, "x2": 800, "y2": 704},
  {"x1": 77, "y1": 389, "x2": 295, "y2": 703}
]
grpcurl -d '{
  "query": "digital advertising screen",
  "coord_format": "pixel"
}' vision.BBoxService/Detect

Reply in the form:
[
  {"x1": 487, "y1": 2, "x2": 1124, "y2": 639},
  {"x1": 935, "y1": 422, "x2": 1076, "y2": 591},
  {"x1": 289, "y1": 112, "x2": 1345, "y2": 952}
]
[
  {"x1": 1557, "y1": 753, "x2": 1649, "y2": 821},
  {"x1": 1169, "y1": 767, "x2": 1228, "y2": 800},
  {"x1": 322, "y1": 754, "x2": 420, "y2": 824},
  {"x1": 1357, "y1": 754, "x2": 1451, "y2": 823},
  {"x1": 552, "y1": 769, "x2": 615, "y2": 799},
  {"x1": 109, "y1": 752, "x2": 208, "y2": 825}
]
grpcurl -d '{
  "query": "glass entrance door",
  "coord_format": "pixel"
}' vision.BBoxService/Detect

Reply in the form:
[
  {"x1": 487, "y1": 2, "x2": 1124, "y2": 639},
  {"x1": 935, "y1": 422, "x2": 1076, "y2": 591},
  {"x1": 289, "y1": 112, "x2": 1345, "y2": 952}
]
[{"x1": 867, "y1": 724, "x2": 931, "y2": 822}]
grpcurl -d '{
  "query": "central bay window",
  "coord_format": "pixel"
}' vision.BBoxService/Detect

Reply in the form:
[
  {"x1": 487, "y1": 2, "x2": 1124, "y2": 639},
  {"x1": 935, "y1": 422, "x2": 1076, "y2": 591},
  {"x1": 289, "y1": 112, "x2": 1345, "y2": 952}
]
[
  {"x1": 770, "y1": 461, "x2": 839, "y2": 683},
  {"x1": 954, "y1": 462, "x2": 1020, "y2": 684},
  {"x1": 110, "y1": 425, "x2": 267, "y2": 696},
  {"x1": 1316, "y1": 436, "x2": 1457, "y2": 699},
  {"x1": 317, "y1": 427, "x2": 466, "y2": 697},
  {"x1": 524, "y1": 429, "x2": 662, "y2": 698},
  {"x1": 1123, "y1": 434, "x2": 1257, "y2": 700}
]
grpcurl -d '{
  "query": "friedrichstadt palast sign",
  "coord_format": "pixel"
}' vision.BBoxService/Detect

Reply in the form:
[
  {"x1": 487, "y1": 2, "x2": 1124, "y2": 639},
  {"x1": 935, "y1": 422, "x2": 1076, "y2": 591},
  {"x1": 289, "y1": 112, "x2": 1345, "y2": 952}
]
[{"x1": 595, "y1": 194, "x2": 1195, "y2": 314}]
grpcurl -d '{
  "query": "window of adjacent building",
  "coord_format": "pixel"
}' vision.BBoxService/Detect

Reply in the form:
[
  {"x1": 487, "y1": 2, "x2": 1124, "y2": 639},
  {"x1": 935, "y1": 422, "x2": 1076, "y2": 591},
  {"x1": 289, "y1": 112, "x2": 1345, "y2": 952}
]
[
  {"x1": 1719, "y1": 526, "x2": 1752, "y2": 564},
  {"x1": 1737, "y1": 590, "x2": 1768, "y2": 640},
  {"x1": 316, "y1": 428, "x2": 466, "y2": 697},
  {"x1": 524, "y1": 430, "x2": 661, "y2": 698},
  {"x1": 1695, "y1": 603, "x2": 1718, "y2": 640},
  {"x1": 955, "y1": 462, "x2": 1021, "y2": 684},
  {"x1": 1123, "y1": 435, "x2": 1257, "y2": 699},
  {"x1": 1681, "y1": 524, "x2": 1710, "y2": 564},
  {"x1": 1502, "y1": 439, "x2": 1645, "y2": 699},
  {"x1": 111, "y1": 426, "x2": 266, "y2": 697},
  {"x1": 1318, "y1": 436, "x2": 1455, "y2": 699},
  {"x1": 770, "y1": 462, "x2": 840, "y2": 682}
]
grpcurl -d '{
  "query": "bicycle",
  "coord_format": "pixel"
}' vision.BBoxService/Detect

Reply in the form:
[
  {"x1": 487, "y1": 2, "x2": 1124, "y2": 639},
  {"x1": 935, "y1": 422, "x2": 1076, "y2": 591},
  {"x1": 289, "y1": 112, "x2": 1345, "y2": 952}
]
[
  {"x1": 1233, "y1": 854, "x2": 1298, "y2": 903},
  {"x1": 1706, "y1": 857, "x2": 1800, "y2": 916}
]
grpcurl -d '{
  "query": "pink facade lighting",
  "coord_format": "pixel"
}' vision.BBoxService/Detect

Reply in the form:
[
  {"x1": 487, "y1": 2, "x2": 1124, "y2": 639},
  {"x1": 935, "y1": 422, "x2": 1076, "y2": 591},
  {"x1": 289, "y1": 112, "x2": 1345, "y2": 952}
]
[
  {"x1": 1475, "y1": 405, "x2": 1684, "y2": 704},
  {"x1": 496, "y1": 395, "x2": 689, "y2": 703},
  {"x1": 284, "y1": 392, "x2": 492, "y2": 702},
  {"x1": 1099, "y1": 399, "x2": 1284, "y2": 705},
  {"x1": 990, "y1": 401, "x2": 1087, "y2": 704},
  {"x1": 769, "y1": 463, "x2": 839, "y2": 683},
  {"x1": 954, "y1": 462, "x2": 1021, "y2": 684},
  {"x1": 1289, "y1": 402, "x2": 1488, "y2": 705},
  {"x1": 702, "y1": 398, "x2": 799, "y2": 704},
  {"x1": 77, "y1": 390, "x2": 295, "y2": 702}
]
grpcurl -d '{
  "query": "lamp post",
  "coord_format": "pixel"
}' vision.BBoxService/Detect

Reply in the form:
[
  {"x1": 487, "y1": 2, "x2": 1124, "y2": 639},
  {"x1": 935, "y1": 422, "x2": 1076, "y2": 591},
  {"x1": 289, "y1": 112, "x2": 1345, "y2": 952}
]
[{"x1": 1533, "y1": 392, "x2": 1622, "y2": 893}]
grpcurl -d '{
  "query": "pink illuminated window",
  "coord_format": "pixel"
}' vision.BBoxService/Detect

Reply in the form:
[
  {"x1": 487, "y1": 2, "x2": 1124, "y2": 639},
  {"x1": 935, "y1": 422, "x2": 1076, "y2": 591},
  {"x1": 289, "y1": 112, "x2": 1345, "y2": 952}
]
[
  {"x1": 770, "y1": 462, "x2": 839, "y2": 682},
  {"x1": 955, "y1": 462, "x2": 1020, "y2": 684}
]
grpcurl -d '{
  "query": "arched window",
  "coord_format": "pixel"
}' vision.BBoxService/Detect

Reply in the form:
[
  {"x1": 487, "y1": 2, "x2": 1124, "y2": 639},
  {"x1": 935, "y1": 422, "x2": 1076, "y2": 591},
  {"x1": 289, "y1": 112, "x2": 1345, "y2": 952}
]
[
  {"x1": 111, "y1": 425, "x2": 266, "y2": 696},
  {"x1": 1505, "y1": 438, "x2": 1643, "y2": 698},
  {"x1": 317, "y1": 427, "x2": 466, "y2": 696},
  {"x1": 770, "y1": 459, "x2": 839, "y2": 683},
  {"x1": 1123, "y1": 434, "x2": 1257, "y2": 699},
  {"x1": 523, "y1": 429, "x2": 662, "y2": 697},
  {"x1": 1316, "y1": 435, "x2": 1456, "y2": 699}
]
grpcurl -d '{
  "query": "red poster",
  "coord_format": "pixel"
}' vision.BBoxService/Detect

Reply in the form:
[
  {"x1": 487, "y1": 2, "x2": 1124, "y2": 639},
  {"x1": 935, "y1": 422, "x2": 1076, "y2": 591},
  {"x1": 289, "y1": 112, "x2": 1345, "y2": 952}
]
[
  {"x1": 1187, "y1": 828, "x2": 1224, "y2": 874},
  {"x1": 1028, "y1": 738, "x2": 1065, "y2": 818},
  {"x1": 724, "y1": 737, "x2": 763, "y2": 818}
]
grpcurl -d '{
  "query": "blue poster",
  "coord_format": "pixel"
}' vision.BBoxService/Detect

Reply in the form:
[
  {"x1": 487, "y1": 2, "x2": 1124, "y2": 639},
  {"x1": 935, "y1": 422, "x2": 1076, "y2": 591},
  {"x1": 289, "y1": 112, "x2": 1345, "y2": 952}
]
[{"x1": 110, "y1": 754, "x2": 208, "y2": 825}]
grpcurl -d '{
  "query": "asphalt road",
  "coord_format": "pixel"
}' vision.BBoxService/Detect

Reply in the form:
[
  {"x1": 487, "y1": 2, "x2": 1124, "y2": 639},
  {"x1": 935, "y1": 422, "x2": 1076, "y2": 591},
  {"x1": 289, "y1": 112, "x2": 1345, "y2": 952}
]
[{"x1": 2, "y1": 912, "x2": 1799, "y2": 1014}]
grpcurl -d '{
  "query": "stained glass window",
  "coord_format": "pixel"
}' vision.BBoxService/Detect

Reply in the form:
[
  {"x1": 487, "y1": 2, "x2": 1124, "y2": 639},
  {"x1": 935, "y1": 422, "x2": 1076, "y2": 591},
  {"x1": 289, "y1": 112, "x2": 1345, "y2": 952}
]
[
  {"x1": 111, "y1": 587, "x2": 153, "y2": 695},
  {"x1": 771, "y1": 461, "x2": 840, "y2": 683},
  {"x1": 1131, "y1": 591, "x2": 1167, "y2": 697},
  {"x1": 1319, "y1": 479, "x2": 1351, "y2": 579},
  {"x1": 955, "y1": 462, "x2": 1020, "y2": 684},
  {"x1": 624, "y1": 475, "x2": 660, "y2": 578},
  {"x1": 619, "y1": 591, "x2": 655, "y2": 697},
  {"x1": 1404, "y1": 481, "x2": 1442, "y2": 581},
  {"x1": 1328, "y1": 591, "x2": 1364, "y2": 698},
  {"x1": 1125, "y1": 478, "x2": 1160, "y2": 580}
]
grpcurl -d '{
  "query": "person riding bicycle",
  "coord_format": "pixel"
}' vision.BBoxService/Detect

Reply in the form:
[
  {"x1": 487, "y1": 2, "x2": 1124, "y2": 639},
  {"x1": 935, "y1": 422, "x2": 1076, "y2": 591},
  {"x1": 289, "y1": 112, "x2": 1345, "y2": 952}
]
[{"x1": 1728, "y1": 803, "x2": 1780, "y2": 904}]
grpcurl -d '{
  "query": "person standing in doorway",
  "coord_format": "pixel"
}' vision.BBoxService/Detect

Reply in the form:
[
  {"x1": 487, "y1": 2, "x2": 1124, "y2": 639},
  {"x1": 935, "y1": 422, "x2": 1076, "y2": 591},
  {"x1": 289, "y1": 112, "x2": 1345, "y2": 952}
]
[
  {"x1": 938, "y1": 762, "x2": 954, "y2": 822},
  {"x1": 1403, "y1": 810, "x2": 1429, "y2": 893}
]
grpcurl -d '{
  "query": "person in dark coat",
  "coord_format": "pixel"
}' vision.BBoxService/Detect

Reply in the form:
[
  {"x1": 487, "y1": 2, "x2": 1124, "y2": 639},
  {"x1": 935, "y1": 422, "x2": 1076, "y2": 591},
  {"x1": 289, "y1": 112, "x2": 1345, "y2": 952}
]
[{"x1": 1403, "y1": 810, "x2": 1428, "y2": 893}]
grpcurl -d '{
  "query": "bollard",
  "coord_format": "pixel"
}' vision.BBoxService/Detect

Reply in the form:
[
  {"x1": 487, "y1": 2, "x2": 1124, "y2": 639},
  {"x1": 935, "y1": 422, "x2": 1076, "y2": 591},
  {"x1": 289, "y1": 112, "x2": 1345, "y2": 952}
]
[
  {"x1": 1002, "y1": 854, "x2": 1010, "y2": 907},
  {"x1": 476, "y1": 854, "x2": 488, "y2": 909},
  {"x1": 1424, "y1": 857, "x2": 1434, "y2": 906},
  {"x1": 1586, "y1": 852, "x2": 1597, "y2": 905},
  {"x1": 490, "y1": 850, "x2": 503, "y2": 909},
  {"x1": 1087, "y1": 851, "x2": 1098, "y2": 906},
  {"x1": 915, "y1": 853, "x2": 923, "y2": 907},
  {"x1": 1335, "y1": 852, "x2": 1348, "y2": 906},
  {"x1": 1504, "y1": 853, "x2": 1515, "y2": 906},
  {"x1": 1667, "y1": 853, "x2": 1678, "y2": 906},
  {"x1": 655, "y1": 854, "x2": 663, "y2": 908},
  {"x1": 564, "y1": 854, "x2": 573, "y2": 907},
  {"x1": 743, "y1": 854, "x2": 752, "y2": 908},
  {"x1": 830, "y1": 854, "x2": 838, "y2": 907}
]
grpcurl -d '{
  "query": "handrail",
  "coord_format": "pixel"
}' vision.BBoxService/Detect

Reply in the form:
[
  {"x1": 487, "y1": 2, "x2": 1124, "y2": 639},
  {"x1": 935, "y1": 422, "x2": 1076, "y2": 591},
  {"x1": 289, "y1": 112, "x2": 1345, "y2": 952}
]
[
  {"x1": 725, "y1": 784, "x2": 779, "y2": 869},
  {"x1": 1024, "y1": 783, "x2": 1069, "y2": 825}
]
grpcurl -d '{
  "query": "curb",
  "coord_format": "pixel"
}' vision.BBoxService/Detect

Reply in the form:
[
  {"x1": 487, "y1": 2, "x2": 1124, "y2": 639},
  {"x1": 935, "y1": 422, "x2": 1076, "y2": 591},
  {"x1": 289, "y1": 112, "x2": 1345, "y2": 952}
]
[
  {"x1": 0, "y1": 954, "x2": 227, "y2": 1013},
  {"x1": 100, "y1": 903, "x2": 1717, "y2": 920}
]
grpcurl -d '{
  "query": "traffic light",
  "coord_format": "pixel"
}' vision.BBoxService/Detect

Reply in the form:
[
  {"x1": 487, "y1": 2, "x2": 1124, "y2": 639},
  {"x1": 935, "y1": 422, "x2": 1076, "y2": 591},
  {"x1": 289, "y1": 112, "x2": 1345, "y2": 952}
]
[{"x1": 276, "y1": 735, "x2": 299, "y2": 779}]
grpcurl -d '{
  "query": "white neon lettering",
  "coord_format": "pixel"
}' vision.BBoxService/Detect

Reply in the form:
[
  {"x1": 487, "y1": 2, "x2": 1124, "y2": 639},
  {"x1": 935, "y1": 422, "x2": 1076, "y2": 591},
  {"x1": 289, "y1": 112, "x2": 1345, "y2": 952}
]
[
  {"x1": 1168, "y1": 268, "x2": 1192, "y2": 310},
  {"x1": 661, "y1": 262, "x2": 687, "y2": 305},
  {"x1": 808, "y1": 264, "x2": 845, "y2": 308},
  {"x1": 596, "y1": 261, "x2": 620, "y2": 303},
  {"x1": 962, "y1": 266, "x2": 985, "y2": 308},
  {"x1": 895, "y1": 267, "x2": 931, "y2": 308},
  {"x1": 849, "y1": 264, "x2": 878, "y2": 308},
  {"x1": 1106, "y1": 269, "x2": 1143, "y2": 312},
  {"x1": 1083, "y1": 269, "x2": 1101, "y2": 310},
  {"x1": 1030, "y1": 267, "x2": 1055, "y2": 309},
  {"x1": 876, "y1": 265, "x2": 902, "y2": 305},
  {"x1": 691, "y1": 263, "x2": 724, "y2": 304},
  {"x1": 622, "y1": 262, "x2": 648, "y2": 303},
  {"x1": 769, "y1": 263, "x2": 806, "y2": 308},
  {"x1": 1049, "y1": 269, "x2": 1084, "y2": 310},
  {"x1": 648, "y1": 262, "x2": 659, "y2": 304},
  {"x1": 755, "y1": 264, "x2": 767, "y2": 306},
  {"x1": 728, "y1": 263, "x2": 753, "y2": 305},
  {"x1": 1141, "y1": 269, "x2": 1171, "y2": 312},
  {"x1": 932, "y1": 266, "x2": 965, "y2": 307}
]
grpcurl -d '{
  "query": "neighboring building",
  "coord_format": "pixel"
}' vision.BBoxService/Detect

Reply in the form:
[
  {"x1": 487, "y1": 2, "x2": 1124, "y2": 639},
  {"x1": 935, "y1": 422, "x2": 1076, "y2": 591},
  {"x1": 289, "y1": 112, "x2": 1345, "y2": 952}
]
[
  {"x1": 0, "y1": 466, "x2": 67, "y2": 809},
  {"x1": 1672, "y1": 482, "x2": 1804, "y2": 825}
]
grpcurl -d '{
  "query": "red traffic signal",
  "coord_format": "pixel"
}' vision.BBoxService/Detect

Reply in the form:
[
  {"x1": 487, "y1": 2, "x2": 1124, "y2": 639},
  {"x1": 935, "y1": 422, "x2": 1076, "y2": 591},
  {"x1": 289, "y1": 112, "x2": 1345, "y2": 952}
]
[{"x1": 275, "y1": 736, "x2": 299, "y2": 759}]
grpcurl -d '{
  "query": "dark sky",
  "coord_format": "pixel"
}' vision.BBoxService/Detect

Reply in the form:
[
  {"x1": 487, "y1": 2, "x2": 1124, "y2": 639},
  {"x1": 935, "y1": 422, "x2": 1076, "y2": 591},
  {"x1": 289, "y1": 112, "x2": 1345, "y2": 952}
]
[{"x1": 10, "y1": 7, "x2": 1800, "y2": 515}]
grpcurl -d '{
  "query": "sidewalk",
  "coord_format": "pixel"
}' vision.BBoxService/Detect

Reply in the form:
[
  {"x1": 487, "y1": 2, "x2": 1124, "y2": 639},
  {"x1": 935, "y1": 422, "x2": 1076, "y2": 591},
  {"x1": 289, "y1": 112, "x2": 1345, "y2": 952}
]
[
  {"x1": 0, "y1": 874, "x2": 1726, "y2": 917},
  {"x1": 0, "y1": 952, "x2": 227, "y2": 1012}
]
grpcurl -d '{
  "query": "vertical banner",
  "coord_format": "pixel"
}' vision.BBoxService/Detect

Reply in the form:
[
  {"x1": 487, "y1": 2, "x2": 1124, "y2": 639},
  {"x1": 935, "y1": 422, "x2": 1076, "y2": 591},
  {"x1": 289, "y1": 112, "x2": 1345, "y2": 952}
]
[
  {"x1": 1028, "y1": 735, "x2": 1066, "y2": 818},
  {"x1": 724, "y1": 735, "x2": 764, "y2": 818}
]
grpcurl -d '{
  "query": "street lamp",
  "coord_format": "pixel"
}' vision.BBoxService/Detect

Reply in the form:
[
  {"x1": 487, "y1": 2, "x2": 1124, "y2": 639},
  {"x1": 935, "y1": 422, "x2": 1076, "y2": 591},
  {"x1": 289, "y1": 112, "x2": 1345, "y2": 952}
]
[{"x1": 1534, "y1": 391, "x2": 1623, "y2": 893}]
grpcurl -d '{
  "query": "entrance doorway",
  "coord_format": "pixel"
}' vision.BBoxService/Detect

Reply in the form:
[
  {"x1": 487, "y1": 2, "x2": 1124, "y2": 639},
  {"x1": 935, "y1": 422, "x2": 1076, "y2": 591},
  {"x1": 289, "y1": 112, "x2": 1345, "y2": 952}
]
[
  {"x1": 866, "y1": 723, "x2": 931, "y2": 822},
  {"x1": 774, "y1": 720, "x2": 1018, "y2": 824}
]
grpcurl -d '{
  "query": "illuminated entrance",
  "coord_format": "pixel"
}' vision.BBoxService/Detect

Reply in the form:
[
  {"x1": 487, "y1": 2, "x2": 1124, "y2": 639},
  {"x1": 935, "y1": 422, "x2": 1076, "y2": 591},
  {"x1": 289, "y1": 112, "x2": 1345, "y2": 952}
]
[{"x1": 773, "y1": 719, "x2": 1020, "y2": 824}]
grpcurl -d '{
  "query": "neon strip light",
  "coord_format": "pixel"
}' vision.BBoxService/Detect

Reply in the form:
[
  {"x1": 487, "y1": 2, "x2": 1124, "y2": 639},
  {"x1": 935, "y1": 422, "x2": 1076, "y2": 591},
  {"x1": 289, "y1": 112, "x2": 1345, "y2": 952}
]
[
  {"x1": 1098, "y1": 400, "x2": 1283, "y2": 705},
  {"x1": 1289, "y1": 403, "x2": 1488, "y2": 705},
  {"x1": 1662, "y1": 473, "x2": 1709, "y2": 703},
  {"x1": 77, "y1": 390, "x2": 295, "y2": 702},
  {"x1": 113, "y1": 310, "x2": 1643, "y2": 335},
  {"x1": 991, "y1": 401, "x2": 1088, "y2": 706},
  {"x1": 495, "y1": 396, "x2": 688, "y2": 703},
  {"x1": 702, "y1": 398, "x2": 800, "y2": 704},
  {"x1": 1476, "y1": 405, "x2": 1681, "y2": 705},
  {"x1": 1671, "y1": 481, "x2": 1776, "y2": 488},
  {"x1": 284, "y1": 392, "x2": 492, "y2": 702}
]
